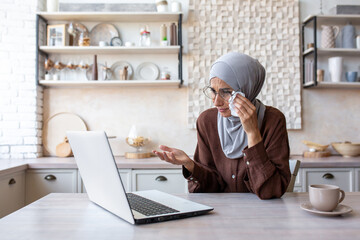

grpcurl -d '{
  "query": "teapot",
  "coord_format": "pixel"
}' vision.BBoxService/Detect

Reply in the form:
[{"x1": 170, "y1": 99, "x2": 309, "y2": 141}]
[{"x1": 321, "y1": 25, "x2": 339, "y2": 48}]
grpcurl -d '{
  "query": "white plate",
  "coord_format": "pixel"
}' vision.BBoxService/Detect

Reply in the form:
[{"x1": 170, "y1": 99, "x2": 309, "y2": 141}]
[
  {"x1": 111, "y1": 61, "x2": 133, "y2": 80},
  {"x1": 43, "y1": 112, "x2": 87, "y2": 156},
  {"x1": 135, "y1": 62, "x2": 159, "y2": 80},
  {"x1": 90, "y1": 23, "x2": 119, "y2": 46},
  {"x1": 300, "y1": 202, "x2": 353, "y2": 216}
]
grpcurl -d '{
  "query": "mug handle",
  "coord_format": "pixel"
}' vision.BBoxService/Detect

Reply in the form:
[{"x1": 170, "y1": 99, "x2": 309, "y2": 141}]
[{"x1": 338, "y1": 189, "x2": 345, "y2": 203}]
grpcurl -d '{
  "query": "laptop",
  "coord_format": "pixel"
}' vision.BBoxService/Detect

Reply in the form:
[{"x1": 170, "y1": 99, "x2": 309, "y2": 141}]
[{"x1": 67, "y1": 131, "x2": 213, "y2": 224}]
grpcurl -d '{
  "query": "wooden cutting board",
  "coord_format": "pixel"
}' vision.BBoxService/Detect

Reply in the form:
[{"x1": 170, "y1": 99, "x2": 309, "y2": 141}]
[{"x1": 303, "y1": 151, "x2": 331, "y2": 158}]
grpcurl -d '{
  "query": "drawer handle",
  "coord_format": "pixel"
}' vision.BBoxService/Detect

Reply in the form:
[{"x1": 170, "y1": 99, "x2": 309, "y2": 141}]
[
  {"x1": 155, "y1": 176, "x2": 168, "y2": 182},
  {"x1": 44, "y1": 175, "x2": 57, "y2": 181},
  {"x1": 8, "y1": 178, "x2": 16, "y2": 185},
  {"x1": 322, "y1": 173, "x2": 334, "y2": 179}
]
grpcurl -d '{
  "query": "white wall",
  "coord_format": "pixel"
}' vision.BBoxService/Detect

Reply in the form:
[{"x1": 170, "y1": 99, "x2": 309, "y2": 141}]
[{"x1": 0, "y1": 0, "x2": 45, "y2": 159}]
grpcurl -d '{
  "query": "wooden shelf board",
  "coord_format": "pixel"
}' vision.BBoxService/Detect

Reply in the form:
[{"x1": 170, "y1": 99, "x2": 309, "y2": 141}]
[
  {"x1": 304, "y1": 81, "x2": 360, "y2": 89},
  {"x1": 37, "y1": 12, "x2": 181, "y2": 22},
  {"x1": 39, "y1": 46, "x2": 180, "y2": 54},
  {"x1": 39, "y1": 80, "x2": 180, "y2": 88},
  {"x1": 303, "y1": 14, "x2": 360, "y2": 25},
  {"x1": 303, "y1": 48, "x2": 360, "y2": 56}
]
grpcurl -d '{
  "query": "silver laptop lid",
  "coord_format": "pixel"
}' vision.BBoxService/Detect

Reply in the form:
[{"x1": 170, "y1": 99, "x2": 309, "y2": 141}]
[{"x1": 67, "y1": 131, "x2": 135, "y2": 224}]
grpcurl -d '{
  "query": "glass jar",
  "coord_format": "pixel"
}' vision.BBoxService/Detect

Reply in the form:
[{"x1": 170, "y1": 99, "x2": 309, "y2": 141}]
[
  {"x1": 139, "y1": 27, "x2": 151, "y2": 47},
  {"x1": 160, "y1": 68, "x2": 171, "y2": 80},
  {"x1": 78, "y1": 32, "x2": 90, "y2": 46}
]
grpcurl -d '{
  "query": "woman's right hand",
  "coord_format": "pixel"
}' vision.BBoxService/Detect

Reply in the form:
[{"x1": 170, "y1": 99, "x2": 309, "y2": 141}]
[{"x1": 153, "y1": 145, "x2": 195, "y2": 173}]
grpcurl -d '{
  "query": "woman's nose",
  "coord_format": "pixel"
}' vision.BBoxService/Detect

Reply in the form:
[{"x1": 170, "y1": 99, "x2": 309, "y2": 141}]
[{"x1": 213, "y1": 94, "x2": 224, "y2": 106}]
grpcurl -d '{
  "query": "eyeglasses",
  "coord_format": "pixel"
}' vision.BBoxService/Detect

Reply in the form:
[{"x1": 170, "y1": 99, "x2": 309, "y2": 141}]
[{"x1": 203, "y1": 86, "x2": 237, "y2": 101}]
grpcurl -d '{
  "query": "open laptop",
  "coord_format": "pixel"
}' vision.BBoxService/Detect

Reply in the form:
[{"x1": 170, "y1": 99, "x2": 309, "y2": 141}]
[{"x1": 67, "y1": 131, "x2": 213, "y2": 224}]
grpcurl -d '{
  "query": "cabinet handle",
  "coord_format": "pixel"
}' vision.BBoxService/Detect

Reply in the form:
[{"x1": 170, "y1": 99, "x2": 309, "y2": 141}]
[
  {"x1": 44, "y1": 175, "x2": 57, "y2": 181},
  {"x1": 8, "y1": 178, "x2": 16, "y2": 185},
  {"x1": 322, "y1": 173, "x2": 334, "y2": 179},
  {"x1": 155, "y1": 176, "x2": 167, "y2": 182}
]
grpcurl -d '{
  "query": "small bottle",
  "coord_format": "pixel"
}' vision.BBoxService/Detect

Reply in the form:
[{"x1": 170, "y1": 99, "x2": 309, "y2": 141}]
[
  {"x1": 160, "y1": 24, "x2": 167, "y2": 46},
  {"x1": 92, "y1": 55, "x2": 98, "y2": 80},
  {"x1": 170, "y1": 22, "x2": 177, "y2": 45}
]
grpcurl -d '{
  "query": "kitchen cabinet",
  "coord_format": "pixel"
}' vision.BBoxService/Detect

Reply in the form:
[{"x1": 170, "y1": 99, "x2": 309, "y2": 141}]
[
  {"x1": 302, "y1": 14, "x2": 360, "y2": 88},
  {"x1": 79, "y1": 169, "x2": 132, "y2": 193},
  {"x1": 35, "y1": 12, "x2": 183, "y2": 88},
  {"x1": 355, "y1": 168, "x2": 360, "y2": 192},
  {"x1": 78, "y1": 169, "x2": 187, "y2": 194},
  {"x1": 132, "y1": 169, "x2": 187, "y2": 194},
  {"x1": 0, "y1": 171, "x2": 25, "y2": 218},
  {"x1": 25, "y1": 169, "x2": 78, "y2": 205},
  {"x1": 295, "y1": 167, "x2": 358, "y2": 192}
]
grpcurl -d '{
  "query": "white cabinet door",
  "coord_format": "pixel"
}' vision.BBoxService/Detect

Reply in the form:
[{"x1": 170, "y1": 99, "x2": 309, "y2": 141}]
[
  {"x1": 0, "y1": 171, "x2": 25, "y2": 218},
  {"x1": 132, "y1": 169, "x2": 187, "y2": 194},
  {"x1": 355, "y1": 168, "x2": 360, "y2": 192},
  {"x1": 25, "y1": 169, "x2": 78, "y2": 205},
  {"x1": 302, "y1": 168, "x2": 354, "y2": 192},
  {"x1": 78, "y1": 169, "x2": 132, "y2": 193}
]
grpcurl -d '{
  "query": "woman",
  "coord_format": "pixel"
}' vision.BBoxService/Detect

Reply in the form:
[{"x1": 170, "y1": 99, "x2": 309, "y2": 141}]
[{"x1": 153, "y1": 52, "x2": 290, "y2": 199}]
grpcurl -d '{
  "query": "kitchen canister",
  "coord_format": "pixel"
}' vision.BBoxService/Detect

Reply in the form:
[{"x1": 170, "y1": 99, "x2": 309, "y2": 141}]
[
  {"x1": 356, "y1": 36, "x2": 360, "y2": 49},
  {"x1": 47, "y1": 0, "x2": 59, "y2": 12},
  {"x1": 171, "y1": 1, "x2": 182, "y2": 12},
  {"x1": 328, "y1": 57, "x2": 343, "y2": 82},
  {"x1": 156, "y1": 0, "x2": 168, "y2": 12},
  {"x1": 321, "y1": 25, "x2": 339, "y2": 48},
  {"x1": 342, "y1": 23, "x2": 356, "y2": 48}
]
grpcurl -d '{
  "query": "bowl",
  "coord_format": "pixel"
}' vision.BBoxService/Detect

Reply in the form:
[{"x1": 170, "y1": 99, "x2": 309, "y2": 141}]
[
  {"x1": 331, "y1": 142, "x2": 360, "y2": 157},
  {"x1": 302, "y1": 140, "x2": 329, "y2": 152}
]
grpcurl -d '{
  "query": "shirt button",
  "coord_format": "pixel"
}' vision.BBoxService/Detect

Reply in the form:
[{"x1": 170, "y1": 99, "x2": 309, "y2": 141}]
[
  {"x1": 244, "y1": 153, "x2": 246, "y2": 157},
  {"x1": 246, "y1": 161, "x2": 250, "y2": 165},
  {"x1": 189, "y1": 177, "x2": 194, "y2": 181},
  {"x1": 194, "y1": 181, "x2": 198, "y2": 183},
  {"x1": 232, "y1": 174, "x2": 235, "y2": 179}
]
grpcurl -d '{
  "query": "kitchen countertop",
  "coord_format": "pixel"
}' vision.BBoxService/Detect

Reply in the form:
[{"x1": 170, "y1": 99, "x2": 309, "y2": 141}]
[
  {"x1": 0, "y1": 192, "x2": 359, "y2": 240},
  {"x1": 0, "y1": 155, "x2": 359, "y2": 176}
]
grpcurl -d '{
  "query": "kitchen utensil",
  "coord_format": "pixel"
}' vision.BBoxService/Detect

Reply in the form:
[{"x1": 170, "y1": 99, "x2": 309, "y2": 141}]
[
  {"x1": 345, "y1": 71, "x2": 358, "y2": 82},
  {"x1": 321, "y1": 25, "x2": 339, "y2": 48},
  {"x1": 55, "y1": 137, "x2": 73, "y2": 157},
  {"x1": 90, "y1": 23, "x2": 119, "y2": 46},
  {"x1": 111, "y1": 61, "x2": 133, "y2": 80},
  {"x1": 302, "y1": 140, "x2": 329, "y2": 151},
  {"x1": 328, "y1": 57, "x2": 343, "y2": 82},
  {"x1": 135, "y1": 62, "x2": 159, "y2": 80},
  {"x1": 43, "y1": 112, "x2": 87, "y2": 156},
  {"x1": 156, "y1": 0, "x2": 168, "y2": 12},
  {"x1": 86, "y1": 63, "x2": 105, "y2": 81},
  {"x1": 331, "y1": 142, "x2": 360, "y2": 157},
  {"x1": 342, "y1": 23, "x2": 356, "y2": 48},
  {"x1": 300, "y1": 202, "x2": 352, "y2": 216},
  {"x1": 309, "y1": 184, "x2": 345, "y2": 212}
]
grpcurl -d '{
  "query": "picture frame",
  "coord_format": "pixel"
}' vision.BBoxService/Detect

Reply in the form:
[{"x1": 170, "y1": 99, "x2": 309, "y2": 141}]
[{"x1": 47, "y1": 24, "x2": 70, "y2": 46}]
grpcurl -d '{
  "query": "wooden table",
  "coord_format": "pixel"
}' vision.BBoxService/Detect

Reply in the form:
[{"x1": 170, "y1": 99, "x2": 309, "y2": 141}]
[{"x1": 0, "y1": 192, "x2": 359, "y2": 240}]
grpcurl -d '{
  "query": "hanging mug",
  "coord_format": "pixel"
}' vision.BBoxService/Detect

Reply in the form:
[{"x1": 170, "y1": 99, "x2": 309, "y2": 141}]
[{"x1": 321, "y1": 25, "x2": 340, "y2": 48}]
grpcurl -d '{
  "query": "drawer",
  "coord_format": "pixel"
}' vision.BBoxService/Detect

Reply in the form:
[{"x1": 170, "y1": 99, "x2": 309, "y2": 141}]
[
  {"x1": 132, "y1": 169, "x2": 187, "y2": 194},
  {"x1": 26, "y1": 169, "x2": 78, "y2": 204},
  {"x1": 78, "y1": 169, "x2": 131, "y2": 193},
  {"x1": 0, "y1": 171, "x2": 25, "y2": 218},
  {"x1": 302, "y1": 168, "x2": 354, "y2": 192},
  {"x1": 355, "y1": 168, "x2": 360, "y2": 192}
]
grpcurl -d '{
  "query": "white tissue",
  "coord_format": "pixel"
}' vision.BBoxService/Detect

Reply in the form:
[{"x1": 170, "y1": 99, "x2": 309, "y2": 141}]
[{"x1": 228, "y1": 91, "x2": 245, "y2": 117}]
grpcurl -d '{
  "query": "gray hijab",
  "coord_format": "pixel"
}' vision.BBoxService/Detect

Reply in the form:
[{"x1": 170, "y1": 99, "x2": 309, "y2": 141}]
[{"x1": 209, "y1": 52, "x2": 266, "y2": 159}]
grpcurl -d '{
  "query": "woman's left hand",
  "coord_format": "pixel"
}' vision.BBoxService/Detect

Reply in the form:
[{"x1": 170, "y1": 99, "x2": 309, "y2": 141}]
[{"x1": 233, "y1": 94, "x2": 262, "y2": 147}]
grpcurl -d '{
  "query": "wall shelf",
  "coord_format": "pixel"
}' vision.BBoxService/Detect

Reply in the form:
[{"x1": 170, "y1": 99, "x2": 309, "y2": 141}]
[
  {"x1": 39, "y1": 46, "x2": 180, "y2": 54},
  {"x1": 304, "y1": 81, "x2": 360, "y2": 89},
  {"x1": 39, "y1": 80, "x2": 181, "y2": 88},
  {"x1": 37, "y1": 12, "x2": 181, "y2": 22},
  {"x1": 303, "y1": 48, "x2": 360, "y2": 57}
]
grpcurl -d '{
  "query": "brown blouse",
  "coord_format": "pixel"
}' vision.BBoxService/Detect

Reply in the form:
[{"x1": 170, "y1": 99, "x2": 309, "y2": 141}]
[{"x1": 183, "y1": 106, "x2": 291, "y2": 199}]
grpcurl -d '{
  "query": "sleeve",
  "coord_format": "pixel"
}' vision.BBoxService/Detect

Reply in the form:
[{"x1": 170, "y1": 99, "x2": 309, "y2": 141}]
[
  {"x1": 242, "y1": 113, "x2": 291, "y2": 199},
  {"x1": 182, "y1": 116, "x2": 227, "y2": 192}
]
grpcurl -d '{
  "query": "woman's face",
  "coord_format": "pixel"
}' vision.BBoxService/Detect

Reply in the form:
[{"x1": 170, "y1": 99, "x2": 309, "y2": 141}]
[{"x1": 210, "y1": 77, "x2": 234, "y2": 118}]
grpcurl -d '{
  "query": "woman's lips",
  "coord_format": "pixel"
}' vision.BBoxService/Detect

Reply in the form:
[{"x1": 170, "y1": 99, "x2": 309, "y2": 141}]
[{"x1": 218, "y1": 108, "x2": 229, "y2": 113}]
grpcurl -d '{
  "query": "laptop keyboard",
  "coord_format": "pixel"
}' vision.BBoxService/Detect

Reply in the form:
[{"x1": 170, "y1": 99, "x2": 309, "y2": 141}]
[{"x1": 127, "y1": 193, "x2": 179, "y2": 216}]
